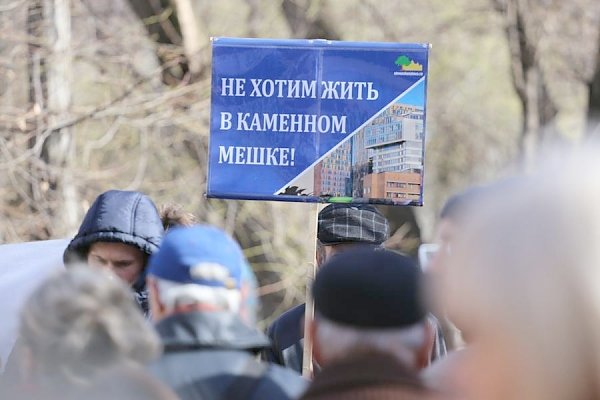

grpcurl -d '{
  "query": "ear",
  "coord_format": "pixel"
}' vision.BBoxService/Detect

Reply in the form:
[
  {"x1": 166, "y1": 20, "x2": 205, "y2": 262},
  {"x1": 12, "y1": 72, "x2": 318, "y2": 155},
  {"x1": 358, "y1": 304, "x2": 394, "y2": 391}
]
[
  {"x1": 315, "y1": 244, "x2": 326, "y2": 267},
  {"x1": 147, "y1": 277, "x2": 166, "y2": 322},
  {"x1": 309, "y1": 318, "x2": 323, "y2": 368},
  {"x1": 416, "y1": 320, "x2": 435, "y2": 369}
]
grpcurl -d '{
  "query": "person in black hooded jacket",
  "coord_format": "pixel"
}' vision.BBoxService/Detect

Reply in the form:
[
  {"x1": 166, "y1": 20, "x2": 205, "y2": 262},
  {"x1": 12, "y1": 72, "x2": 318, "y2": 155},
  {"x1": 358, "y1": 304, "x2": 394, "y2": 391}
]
[
  {"x1": 63, "y1": 189, "x2": 164, "y2": 317},
  {"x1": 1, "y1": 190, "x2": 163, "y2": 382}
]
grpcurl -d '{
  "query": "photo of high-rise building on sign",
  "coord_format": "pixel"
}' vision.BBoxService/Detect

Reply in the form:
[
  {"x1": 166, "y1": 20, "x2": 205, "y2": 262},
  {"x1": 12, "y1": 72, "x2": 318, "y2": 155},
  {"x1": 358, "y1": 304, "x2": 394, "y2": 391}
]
[
  {"x1": 313, "y1": 141, "x2": 352, "y2": 197},
  {"x1": 313, "y1": 101, "x2": 424, "y2": 204}
]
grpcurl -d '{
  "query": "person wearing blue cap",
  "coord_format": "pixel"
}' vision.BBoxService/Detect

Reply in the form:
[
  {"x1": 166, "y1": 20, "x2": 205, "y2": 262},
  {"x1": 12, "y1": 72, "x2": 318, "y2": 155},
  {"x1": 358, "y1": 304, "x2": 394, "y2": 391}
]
[{"x1": 145, "y1": 225, "x2": 306, "y2": 400}]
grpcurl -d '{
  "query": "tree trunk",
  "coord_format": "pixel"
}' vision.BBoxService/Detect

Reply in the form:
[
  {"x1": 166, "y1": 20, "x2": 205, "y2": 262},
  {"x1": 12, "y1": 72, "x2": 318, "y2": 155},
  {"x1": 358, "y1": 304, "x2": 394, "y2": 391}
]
[
  {"x1": 246, "y1": 0, "x2": 260, "y2": 37},
  {"x1": 45, "y1": 0, "x2": 79, "y2": 235},
  {"x1": 521, "y1": 66, "x2": 540, "y2": 168},
  {"x1": 171, "y1": 0, "x2": 205, "y2": 78},
  {"x1": 26, "y1": 0, "x2": 79, "y2": 238},
  {"x1": 281, "y1": 0, "x2": 340, "y2": 40},
  {"x1": 497, "y1": 0, "x2": 557, "y2": 169},
  {"x1": 125, "y1": 0, "x2": 188, "y2": 84},
  {"x1": 587, "y1": 38, "x2": 600, "y2": 136}
]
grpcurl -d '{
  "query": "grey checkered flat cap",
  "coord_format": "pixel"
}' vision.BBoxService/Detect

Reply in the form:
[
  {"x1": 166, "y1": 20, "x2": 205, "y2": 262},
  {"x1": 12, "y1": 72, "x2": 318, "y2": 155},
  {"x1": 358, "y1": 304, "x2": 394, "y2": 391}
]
[{"x1": 318, "y1": 204, "x2": 389, "y2": 245}]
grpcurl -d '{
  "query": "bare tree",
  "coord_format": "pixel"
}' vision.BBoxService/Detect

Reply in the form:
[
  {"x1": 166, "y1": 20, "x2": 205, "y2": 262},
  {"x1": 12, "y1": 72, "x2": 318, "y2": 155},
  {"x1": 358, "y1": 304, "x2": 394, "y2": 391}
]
[
  {"x1": 281, "y1": 0, "x2": 340, "y2": 40},
  {"x1": 125, "y1": 0, "x2": 187, "y2": 84},
  {"x1": 492, "y1": 0, "x2": 557, "y2": 168},
  {"x1": 44, "y1": 0, "x2": 78, "y2": 234},
  {"x1": 125, "y1": 0, "x2": 209, "y2": 83},
  {"x1": 9, "y1": 0, "x2": 585, "y2": 323},
  {"x1": 170, "y1": 0, "x2": 208, "y2": 79}
]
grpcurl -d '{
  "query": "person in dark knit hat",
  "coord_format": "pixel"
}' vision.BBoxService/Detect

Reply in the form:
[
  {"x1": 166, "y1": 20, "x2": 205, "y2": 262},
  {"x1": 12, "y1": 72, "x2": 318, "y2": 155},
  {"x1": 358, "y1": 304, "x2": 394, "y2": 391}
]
[
  {"x1": 263, "y1": 204, "x2": 390, "y2": 374},
  {"x1": 300, "y1": 248, "x2": 442, "y2": 400}
]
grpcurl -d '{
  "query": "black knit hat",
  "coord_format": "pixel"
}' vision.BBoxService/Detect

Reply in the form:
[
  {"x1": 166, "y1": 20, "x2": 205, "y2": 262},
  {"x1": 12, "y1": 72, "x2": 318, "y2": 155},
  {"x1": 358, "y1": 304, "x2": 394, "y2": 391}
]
[
  {"x1": 312, "y1": 249, "x2": 426, "y2": 328},
  {"x1": 317, "y1": 204, "x2": 389, "y2": 245}
]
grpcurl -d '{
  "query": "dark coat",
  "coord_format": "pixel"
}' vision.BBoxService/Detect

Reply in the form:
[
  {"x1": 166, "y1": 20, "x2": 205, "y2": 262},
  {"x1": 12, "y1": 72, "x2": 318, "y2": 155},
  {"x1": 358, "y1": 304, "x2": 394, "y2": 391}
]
[
  {"x1": 263, "y1": 303, "x2": 305, "y2": 373},
  {"x1": 263, "y1": 304, "x2": 447, "y2": 374},
  {"x1": 63, "y1": 190, "x2": 163, "y2": 316},
  {"x1": 300, "y1": 352, "x2": 444, "y2": 400},
  {"x1": 148, "y1": 311, "x2": 307, "y2": 400}
]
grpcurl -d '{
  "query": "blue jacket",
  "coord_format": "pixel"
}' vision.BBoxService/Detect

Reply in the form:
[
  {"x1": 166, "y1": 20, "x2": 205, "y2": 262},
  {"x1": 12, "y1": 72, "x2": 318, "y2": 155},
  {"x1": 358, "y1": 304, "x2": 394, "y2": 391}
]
[
  {"x1": 63, "y1": 190, "x2": 163, "y2": 315},
  {"x1": 148, "y1": 311, "x2": 307, "y2": 400}
]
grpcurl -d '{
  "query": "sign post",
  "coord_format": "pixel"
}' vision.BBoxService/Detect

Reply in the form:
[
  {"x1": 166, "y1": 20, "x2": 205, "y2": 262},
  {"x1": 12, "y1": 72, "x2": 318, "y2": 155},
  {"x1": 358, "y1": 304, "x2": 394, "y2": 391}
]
[
  {"x1": 207, "y1": 37, "x2": 430, "y2": 375},
  {"x1": 302, "y1": 203, "x2": 318, "y2": 378}
]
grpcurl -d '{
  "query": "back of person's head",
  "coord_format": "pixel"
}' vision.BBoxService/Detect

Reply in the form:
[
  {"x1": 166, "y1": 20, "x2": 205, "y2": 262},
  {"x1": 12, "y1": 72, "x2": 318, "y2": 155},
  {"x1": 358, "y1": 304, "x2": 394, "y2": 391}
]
[
  {"x1": 441, "y1": 148, "x2": 600, "y2": 400},
  {"x1": 147, "y1": 225, "x2": 258, "y2": 325},
  {"x1": 310, "y1": 248, "x2": 430, "y2": 369},
  {"x1": 18, "y1": 267, "x2": 160, "y2": 391}
]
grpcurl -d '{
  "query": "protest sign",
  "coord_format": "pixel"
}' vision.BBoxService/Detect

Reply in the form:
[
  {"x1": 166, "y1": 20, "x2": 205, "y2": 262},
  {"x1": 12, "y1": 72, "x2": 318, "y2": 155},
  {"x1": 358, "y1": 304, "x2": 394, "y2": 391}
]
[
  {"x1": 0, "y1": 239, "x2": 67, "y2": 370},
  {"x1": 207, "y1": 37, "x2": 430, "y2": 206}
]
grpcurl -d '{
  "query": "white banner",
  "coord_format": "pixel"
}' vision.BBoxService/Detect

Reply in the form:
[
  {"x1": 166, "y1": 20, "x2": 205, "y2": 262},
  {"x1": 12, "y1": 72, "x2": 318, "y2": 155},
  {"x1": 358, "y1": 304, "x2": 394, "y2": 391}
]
[{"x1": 0, "y1": 239, "x2": 68, "y2": 370}]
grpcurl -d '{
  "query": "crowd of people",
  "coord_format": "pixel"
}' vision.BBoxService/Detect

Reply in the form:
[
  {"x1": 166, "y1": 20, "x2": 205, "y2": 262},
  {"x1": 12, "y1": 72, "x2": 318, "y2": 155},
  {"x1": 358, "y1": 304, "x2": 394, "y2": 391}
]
[{"x1": 1, "y1": 148, "x2": 600, "y2": 399}]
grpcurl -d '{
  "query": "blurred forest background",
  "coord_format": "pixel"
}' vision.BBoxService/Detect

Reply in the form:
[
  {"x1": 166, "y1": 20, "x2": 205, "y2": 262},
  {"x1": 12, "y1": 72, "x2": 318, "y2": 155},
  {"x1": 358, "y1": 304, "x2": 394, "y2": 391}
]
[{"x1": 1, "y1": 0, "x2": 600, "y2": 324}]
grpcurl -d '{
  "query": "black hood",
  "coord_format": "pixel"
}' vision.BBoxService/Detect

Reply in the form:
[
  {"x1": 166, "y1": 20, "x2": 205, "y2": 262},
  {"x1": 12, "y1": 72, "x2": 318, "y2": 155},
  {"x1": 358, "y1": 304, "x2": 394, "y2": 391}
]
[{"x1": 63, "y1": 190, "x2": 163, "y2": 264}]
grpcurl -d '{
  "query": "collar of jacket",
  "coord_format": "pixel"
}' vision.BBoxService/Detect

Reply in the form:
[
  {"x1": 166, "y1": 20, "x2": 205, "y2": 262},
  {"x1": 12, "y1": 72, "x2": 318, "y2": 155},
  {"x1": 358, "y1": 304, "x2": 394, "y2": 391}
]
[
  {"x1": 155, "y1": 311, "x2": 270, "y2": 353},
  {"x1": 304, "y1": 351, "x2": 427, "y2": 397}
]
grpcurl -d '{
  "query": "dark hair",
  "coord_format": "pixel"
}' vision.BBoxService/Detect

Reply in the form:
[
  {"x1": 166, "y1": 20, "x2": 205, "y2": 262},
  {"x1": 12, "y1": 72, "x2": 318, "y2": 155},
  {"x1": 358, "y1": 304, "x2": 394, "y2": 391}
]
[
  {"x1": 439, "y1": 192, "x2": 468, "y2": 220},
  {"x1": 19, "y1": 268, "x2": 160, "y2": 391},
  {"x1": 439, "y1": 186, "x2": 490, "y2": 221},
  {"x1": 159, "y1": 204, "x2": 196, "y2": 231},
  {"x1": 441, "y1": 178, "x2": 529, "y2": 221}
]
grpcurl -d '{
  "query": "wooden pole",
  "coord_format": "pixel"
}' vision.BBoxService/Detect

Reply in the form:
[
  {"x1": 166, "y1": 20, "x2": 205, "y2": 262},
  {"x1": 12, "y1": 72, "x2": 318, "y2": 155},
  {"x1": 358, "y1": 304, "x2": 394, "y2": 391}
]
[{"x1": 302, "y1": 203, "x2": 319, "y2": 378}]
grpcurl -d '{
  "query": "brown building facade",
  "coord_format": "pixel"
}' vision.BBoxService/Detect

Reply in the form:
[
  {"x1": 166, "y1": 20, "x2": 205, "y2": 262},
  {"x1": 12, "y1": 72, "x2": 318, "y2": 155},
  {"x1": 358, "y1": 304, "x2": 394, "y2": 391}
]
[{"x1": 363, "y1": 171, "x2": 421, "y2": 202}]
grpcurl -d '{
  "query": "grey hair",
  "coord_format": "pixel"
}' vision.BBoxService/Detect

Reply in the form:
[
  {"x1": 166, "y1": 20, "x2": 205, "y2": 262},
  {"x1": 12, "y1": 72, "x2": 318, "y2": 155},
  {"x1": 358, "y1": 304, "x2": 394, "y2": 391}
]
[
  {"x1": 19, "y1": 266, "x2": 161, "y2": 387},
  {"x1": 155, "y1": 278, "x2": 241, "y2": 313},
  {"x1": 314, "y1": 313, "x2": 427, "y2": 366}
]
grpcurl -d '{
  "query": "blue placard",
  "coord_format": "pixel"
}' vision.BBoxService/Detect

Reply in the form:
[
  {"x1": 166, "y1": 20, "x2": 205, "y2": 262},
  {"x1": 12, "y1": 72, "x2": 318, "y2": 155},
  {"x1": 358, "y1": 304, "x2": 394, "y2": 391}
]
[{"x1": 207, "y1": 38, "x2": 429, "y2": 206}]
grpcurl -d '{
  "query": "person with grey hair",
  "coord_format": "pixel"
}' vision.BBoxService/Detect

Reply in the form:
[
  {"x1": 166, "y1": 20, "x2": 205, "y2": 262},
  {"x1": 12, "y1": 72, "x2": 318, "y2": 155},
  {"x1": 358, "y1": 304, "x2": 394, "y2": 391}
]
[
  {"x1": 2, "y1": 267, "x2": 160, "y2": 399},
  {"x1": 146, "y1": 225, "x2": 306, "y2": 400},
  {"x1": 2, "y1": 190, "x2": 163, "y2": 385},
  {"x1": 301, "y1": 248, "x2": 442, "y2": 400},
  {"x1": 436, "y1": 149, "x2": 600, "y2": 400}
]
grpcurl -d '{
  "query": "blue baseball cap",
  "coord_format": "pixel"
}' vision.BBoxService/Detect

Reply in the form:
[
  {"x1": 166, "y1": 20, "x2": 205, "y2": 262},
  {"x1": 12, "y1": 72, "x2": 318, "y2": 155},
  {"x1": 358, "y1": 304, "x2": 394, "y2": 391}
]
[{"x1": 147, "y1": 225, "x2": 248, "y2": 290}]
